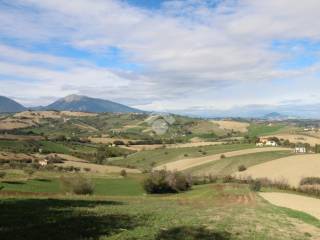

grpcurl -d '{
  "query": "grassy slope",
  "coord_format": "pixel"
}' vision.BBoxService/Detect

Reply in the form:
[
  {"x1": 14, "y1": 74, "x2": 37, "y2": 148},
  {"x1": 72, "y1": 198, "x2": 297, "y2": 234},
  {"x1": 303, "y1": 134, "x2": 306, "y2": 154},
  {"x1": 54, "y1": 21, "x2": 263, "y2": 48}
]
[
  {"x1": 186, "y1": 150, "x2": 293, "y2": 176},
  {"x1": 247, "y1": 123, "x2": 292, "y2": 137},
  {"x1": 0, "y1": 170, "x2": 144, "y2": 196},
  {"x1": 110, "y1": 144, "x2": 256, "y2": 170},
  {"x1": 0, "y1": 182, "x2": 318, "y2": 239}
]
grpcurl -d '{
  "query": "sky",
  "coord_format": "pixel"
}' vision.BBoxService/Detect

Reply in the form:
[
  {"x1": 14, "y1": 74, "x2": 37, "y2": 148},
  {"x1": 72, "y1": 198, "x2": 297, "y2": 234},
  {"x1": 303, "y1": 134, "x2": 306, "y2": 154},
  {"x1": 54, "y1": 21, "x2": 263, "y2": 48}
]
[{"x1": 1, "y1": 0, "x2": 320, "y2": 114}]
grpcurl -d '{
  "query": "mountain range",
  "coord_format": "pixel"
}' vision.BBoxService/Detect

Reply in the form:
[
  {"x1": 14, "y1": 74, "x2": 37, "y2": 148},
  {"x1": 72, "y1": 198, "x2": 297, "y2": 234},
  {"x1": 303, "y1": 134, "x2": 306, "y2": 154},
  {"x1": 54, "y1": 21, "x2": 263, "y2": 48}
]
[
  {"x1": 1, "y1": 95, "x2": 320, "y2": 119},
  {"x1": 0, "y1": 95, "x2": 141, "y2": 113},
  {"x1": 0, "y1": 96, "x2": 26, "y2": 113}
]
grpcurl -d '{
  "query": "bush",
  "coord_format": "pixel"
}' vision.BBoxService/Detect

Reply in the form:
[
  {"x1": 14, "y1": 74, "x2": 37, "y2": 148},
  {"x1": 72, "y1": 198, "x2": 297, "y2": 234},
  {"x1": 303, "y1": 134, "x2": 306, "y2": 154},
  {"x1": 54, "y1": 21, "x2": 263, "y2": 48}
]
[
  {"x1": 300, "y1": 177, "x2": 320, "y2": 186},
  {"x1": 24, "y1": 168, "x2": 35, "y2": 177},
  {"x1": 60, "y1": 175, "x2": 94, "y2": 195},
  {"x1": 220, "y1": 154, "x2": 226, "y2": 159},
  {"x1": 143, "y1": 170, "x2": 192, "y2": 194},
  {"x1": 249, "y1": 180, "x2": 261, "y2": 192},
  {"x1": 238, "y1": 165, "x2": 247, "y2": 172},
  {"x1": 222, "y1": 175, "x2": 235, "y2": 183},
  {"x1": 120, "y1": 169, "x2": 127, "y2": 177},
  {"x1": 0, "y1": 172, "x2": 6, "y2": 179}
]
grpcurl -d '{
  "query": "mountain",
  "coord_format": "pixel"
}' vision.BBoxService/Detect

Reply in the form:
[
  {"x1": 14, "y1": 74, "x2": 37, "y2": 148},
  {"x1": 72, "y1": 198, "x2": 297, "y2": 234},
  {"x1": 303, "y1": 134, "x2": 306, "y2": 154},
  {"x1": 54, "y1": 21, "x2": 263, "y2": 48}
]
[
  {"x1": 45, "y1": 95, "x2": 142, "y2": 113},
  {"x1": 263, "y1": 112, "x2": 288, "y2": 120},
  {"x1": 0, "y1": 96, "x2": 26, "y2": 113}
]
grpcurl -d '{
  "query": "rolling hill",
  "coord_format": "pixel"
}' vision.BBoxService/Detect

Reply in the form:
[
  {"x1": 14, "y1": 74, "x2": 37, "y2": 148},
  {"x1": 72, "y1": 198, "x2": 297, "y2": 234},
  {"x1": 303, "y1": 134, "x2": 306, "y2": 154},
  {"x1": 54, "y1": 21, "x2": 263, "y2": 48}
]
[
  {"x1": 45, "y1": 94, "x2": 142, "y2": 113},
  {"x1": 0, "y1": 96, "x2": 26, "y2": 113}
]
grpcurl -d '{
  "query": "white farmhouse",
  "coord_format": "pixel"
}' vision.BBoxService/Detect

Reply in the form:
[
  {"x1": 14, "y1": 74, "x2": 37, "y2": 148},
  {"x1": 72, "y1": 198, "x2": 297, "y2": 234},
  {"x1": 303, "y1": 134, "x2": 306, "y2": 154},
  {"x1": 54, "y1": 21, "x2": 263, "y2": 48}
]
[
  {"x1": 265, "y1": 140, "x2": 278, "y2": 147},
  {"x1": 38, "y1": 159, "x2": 48, "y2": 167},
  {"x1": 294, "y1": 147, "x2": 306, "y2": 154}
]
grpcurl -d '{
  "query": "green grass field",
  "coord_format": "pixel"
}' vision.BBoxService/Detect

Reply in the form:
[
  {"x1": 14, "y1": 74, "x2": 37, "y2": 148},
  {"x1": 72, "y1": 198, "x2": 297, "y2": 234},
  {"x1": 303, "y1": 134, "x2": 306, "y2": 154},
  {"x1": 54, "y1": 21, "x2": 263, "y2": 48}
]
[
  {"x1": 0, "y1": 181, "x2": 318, "y2": 240},
  {"x1": 110, "y1": 144, "x2": 256, "y2": 170},
  {"x1": 187, "y1": 150, "x2": 293, "y2": 176},
  {"x1": 0, "y1": 171, "x2": 144, "y2": 196},
  {"x1": 247, "y1": 123, "x2": 288, "y2": 137}
]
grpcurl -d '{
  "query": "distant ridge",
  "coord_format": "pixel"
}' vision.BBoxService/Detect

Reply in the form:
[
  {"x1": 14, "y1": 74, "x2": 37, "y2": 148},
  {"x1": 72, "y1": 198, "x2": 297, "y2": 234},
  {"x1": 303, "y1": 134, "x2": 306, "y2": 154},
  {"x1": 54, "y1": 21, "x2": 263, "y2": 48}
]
[
  {"x1": 44, "y1": 94, "x2": 142, "y2": 113},
  {"x1": 0, "y1": 96, "x2": 26, "y2": 113}
]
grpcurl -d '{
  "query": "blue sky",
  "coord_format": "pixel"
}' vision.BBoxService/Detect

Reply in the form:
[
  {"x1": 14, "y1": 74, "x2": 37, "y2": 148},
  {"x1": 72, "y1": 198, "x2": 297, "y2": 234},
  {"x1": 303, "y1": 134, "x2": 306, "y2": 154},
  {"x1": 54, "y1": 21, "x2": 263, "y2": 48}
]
[{"x1": 0, "y1": 0, "x2": 320, "y2": 113}]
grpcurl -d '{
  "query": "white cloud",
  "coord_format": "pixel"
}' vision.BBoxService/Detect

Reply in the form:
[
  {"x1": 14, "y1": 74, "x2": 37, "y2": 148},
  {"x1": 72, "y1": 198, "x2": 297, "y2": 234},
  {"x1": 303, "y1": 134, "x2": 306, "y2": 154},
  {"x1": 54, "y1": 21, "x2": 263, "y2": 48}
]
[{"x1": 1, "y1": 0, "x2": 320, "y2": 111}]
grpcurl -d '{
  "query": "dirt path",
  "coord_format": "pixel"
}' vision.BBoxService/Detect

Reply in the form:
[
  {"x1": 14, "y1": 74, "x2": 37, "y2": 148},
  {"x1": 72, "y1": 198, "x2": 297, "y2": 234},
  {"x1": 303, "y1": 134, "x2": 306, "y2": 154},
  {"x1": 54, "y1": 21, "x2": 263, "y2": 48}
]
[
  {"x1": 155, "y1": 147, "x2": 289, "y2": 171},
  {"x1": 238, "y1": 154, "x2": 320, "y2": 186},
  {"x1": 260, "y1": 192, "x2": 320, "y2": 220},
  {"x1": 55, "y1": 161, "x2": 140, "y2": 174},
  {"x1": 125, "y1": 141, "x2": 225, "y2": 151}
]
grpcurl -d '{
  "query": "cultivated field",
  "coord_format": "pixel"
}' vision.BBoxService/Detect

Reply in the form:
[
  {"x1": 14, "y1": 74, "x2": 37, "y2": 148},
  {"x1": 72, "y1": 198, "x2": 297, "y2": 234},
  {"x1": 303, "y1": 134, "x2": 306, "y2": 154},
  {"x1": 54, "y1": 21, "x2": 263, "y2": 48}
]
[
  {"x1": 264, "y1": 133, "x2": 320, "y2": 146},
  {"x1": 155, "y1": 147, "x2": 289, "y2": 171},
  {"x1": 238, "y1": 154, "x2": 320, "y2": 186},
  {"x1": 110, "y1": 143, "x2": 256, "y2": 170},
  {"x1": 211, "y1": 120, "x2": 250, "y2": 133},
  {"x1": 187, "y1": 150, "x2": 293, "y2": 176},
  {"x1": 260, "y1": 192, "x2": 320, "y2": 220}
]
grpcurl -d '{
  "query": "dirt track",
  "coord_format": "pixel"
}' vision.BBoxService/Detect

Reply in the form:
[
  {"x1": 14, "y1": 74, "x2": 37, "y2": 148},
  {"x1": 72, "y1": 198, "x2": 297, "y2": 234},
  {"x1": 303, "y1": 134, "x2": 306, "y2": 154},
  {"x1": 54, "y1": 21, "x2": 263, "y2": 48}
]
[
  {"x1": 55, "y1": 160, "x2": 140, "y2": 174},
  {"x1": 238, "y1": 154, "x2": 320, "y2": 186},
  {"x1": 125, "y1": 141, "x2": 225, "y2": 151},
  {"x1": 260, "y1": 192, "x2": 320, "y2": 220},
  {"x1": 155, "y1": 147, "x2": 289, "y2": 171}
]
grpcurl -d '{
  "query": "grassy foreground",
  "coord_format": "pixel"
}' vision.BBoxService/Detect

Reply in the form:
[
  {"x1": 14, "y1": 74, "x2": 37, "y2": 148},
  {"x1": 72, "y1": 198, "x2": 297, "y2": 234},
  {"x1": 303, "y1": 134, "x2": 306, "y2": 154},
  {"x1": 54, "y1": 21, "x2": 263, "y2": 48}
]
[{"x1": 0, "y1": 182, "x2": 318, "y2": 240}]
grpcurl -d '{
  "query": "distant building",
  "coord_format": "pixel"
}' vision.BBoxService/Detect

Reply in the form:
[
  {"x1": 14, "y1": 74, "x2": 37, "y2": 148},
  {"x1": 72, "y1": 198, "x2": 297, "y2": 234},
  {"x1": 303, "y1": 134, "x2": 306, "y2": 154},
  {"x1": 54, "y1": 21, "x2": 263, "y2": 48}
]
[
  {"x1": 256, "y1": 137, "x2": 278, "y2": 147},
  {"x1": 38, "y1": 159, "x2": 48, "y2": 167},
  {"x1": 265, "y1": 140, "x2": 278, "y2": 147},
  {"x1": 294, "y1": 147, "x2": 306, "y2": 154}
]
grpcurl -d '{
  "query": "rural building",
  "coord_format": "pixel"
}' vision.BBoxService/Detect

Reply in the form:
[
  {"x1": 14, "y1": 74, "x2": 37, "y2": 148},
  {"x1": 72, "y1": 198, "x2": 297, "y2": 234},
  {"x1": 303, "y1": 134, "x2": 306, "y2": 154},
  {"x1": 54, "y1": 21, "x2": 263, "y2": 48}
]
[
  {"x1": 294, "y1": 147, "x2": 306, "y2": 154},
  {"x1": 38, "y1": 159, "x2": 48, "y2": 167},
  {"x1": 265, "y1": 140, "x2": 278, "y2": 147},
  {"x1": 256, "y1": 137, "x2": 278, "y2": 147}
]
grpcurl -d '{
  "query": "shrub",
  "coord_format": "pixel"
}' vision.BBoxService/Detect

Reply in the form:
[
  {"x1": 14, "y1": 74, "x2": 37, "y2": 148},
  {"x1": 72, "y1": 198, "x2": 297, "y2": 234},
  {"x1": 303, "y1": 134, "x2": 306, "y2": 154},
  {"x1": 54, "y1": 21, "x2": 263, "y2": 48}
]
[
  {"x1": 120, "y1": 169, "x2": 127, "y2": 177},
  {"x1": 220, "y1": 154, "x2": 226, "y2": 159},
  {"x1": 300, "y1": 177, "x2": 320, "y2": 186},
  {"x1": 60, "y1": 175, "x2": 94, "y2": 195},
  {"x1": 238, "y1": 165, "x2": 247, "y2": 172},
  {"x1": 184, "y1": 153, "x2": 189, "y2": 157},
  {"x1": 83, "y1": 167, "x2": 91, "y2": 172},
  {"x1": 222, "y1": 175, "x2": 235, "y2": 183},
  {"x1": 24, "y1": 168, "x2": 35, "y2": 177},
  {"x1": 0, "y1": 172, "x2": 6, "y2": 179},
  {"x1": 249, "y1": 180, "x2": 261, "y2": 192},
  {"x1": 143, "y1": 170, "x2": 192, "y2": 194}
]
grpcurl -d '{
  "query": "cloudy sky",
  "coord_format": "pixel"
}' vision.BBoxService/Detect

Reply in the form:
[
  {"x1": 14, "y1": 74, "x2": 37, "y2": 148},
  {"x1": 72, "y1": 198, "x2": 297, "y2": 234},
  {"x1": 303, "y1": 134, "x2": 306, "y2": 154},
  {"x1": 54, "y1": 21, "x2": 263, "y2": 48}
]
[{"x1": 1, "y1": 0, "x2": 320, "y2": 113}]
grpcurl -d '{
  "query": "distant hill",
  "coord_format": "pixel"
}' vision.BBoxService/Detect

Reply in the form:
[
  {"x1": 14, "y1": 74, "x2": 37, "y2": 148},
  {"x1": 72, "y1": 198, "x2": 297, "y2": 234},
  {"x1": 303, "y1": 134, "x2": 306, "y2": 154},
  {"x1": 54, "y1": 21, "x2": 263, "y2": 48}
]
[
  {"x1": 0, "y1": 96, "x2": 26, "y2": 113},
  {"x1": 263, "y1": 112, "x2": 287, "y2": 120},
  {"x1": 45, "y1": 95, "x2": 142, "y2": 113}
]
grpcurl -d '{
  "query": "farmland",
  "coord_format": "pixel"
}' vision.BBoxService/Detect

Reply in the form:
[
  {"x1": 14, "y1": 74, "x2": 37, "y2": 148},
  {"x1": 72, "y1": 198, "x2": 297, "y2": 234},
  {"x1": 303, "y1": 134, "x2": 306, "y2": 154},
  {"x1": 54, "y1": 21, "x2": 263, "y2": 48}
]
[{"x1": 0, "y1": 111, "x2": 320, "y2": 239}]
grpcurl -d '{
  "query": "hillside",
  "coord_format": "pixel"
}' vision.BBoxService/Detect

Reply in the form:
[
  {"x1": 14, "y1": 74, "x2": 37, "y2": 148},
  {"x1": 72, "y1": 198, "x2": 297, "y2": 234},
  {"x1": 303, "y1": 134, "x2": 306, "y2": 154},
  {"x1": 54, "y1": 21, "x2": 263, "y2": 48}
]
[
  {"x1": 0, "y1": 96, "x2": 26, "y2": 113},
  {"x1": 45, "y1": 95, "x2": 142, "y2": 113}
]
